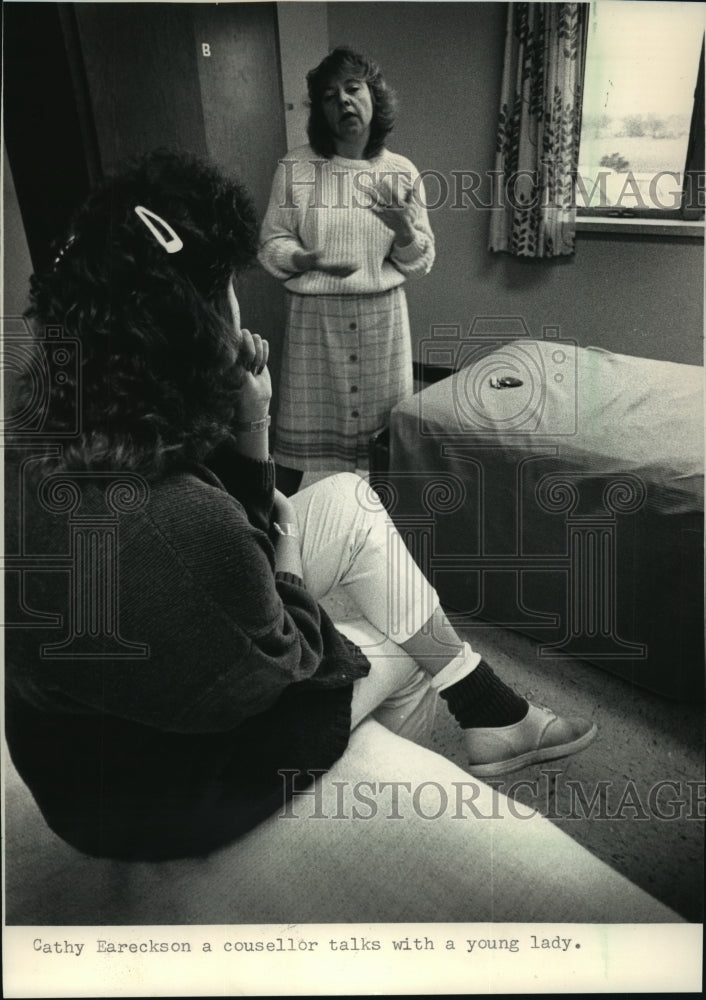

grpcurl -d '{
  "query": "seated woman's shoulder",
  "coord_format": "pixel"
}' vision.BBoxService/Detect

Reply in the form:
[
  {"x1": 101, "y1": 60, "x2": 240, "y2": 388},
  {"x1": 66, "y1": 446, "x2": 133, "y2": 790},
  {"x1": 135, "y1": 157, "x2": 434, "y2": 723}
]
[{"x1": 136, "y1": 469, "x2": 254, "y2": 554}]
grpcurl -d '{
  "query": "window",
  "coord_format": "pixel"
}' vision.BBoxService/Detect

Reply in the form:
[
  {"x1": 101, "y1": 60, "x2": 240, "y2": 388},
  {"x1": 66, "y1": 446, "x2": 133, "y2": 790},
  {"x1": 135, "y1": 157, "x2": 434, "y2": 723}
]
[{"x1": 577, "y1": 1, "x2": 704, "y2": 220}]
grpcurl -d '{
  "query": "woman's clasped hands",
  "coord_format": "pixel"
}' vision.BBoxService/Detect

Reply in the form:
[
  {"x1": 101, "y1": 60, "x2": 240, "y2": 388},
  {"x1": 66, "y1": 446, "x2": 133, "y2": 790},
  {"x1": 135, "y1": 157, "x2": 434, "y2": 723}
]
[{"x1": 292, "y1": 248, "x2": 360, "y2": 279}]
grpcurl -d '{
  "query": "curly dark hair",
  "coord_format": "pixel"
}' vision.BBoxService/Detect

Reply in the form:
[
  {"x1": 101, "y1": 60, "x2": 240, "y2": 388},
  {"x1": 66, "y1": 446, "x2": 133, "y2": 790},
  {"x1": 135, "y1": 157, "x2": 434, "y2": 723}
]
[
  {"x1": 306, "y1": 47, "x2": 397, "y2": 159},
  {"x1": 20, "y1": 149, "x2": 259, "y2": 479}
]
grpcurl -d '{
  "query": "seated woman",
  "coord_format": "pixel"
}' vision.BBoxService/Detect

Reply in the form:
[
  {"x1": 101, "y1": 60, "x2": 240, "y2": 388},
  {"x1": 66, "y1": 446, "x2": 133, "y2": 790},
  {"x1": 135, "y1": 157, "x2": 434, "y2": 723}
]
[{"x1": 5, "y1": 150, "x2": 597, "y2": 863}]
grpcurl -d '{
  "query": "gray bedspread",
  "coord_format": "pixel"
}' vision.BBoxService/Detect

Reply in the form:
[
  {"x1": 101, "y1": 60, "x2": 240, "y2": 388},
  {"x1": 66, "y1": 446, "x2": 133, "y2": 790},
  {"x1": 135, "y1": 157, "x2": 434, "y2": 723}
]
[{"x1": 388, "y1": 340, "x2": 704, "y2": 699}]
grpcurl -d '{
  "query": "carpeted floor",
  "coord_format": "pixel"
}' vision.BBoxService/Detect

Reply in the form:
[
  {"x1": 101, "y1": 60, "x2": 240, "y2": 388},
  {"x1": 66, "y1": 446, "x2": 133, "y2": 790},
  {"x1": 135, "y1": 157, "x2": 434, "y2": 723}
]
[
  {"x1": 427, "y1": 621, "x2": 704, "y2": 922},
  {"x1": 305, "y1": 470, "x2": 705, "y2": 922}
]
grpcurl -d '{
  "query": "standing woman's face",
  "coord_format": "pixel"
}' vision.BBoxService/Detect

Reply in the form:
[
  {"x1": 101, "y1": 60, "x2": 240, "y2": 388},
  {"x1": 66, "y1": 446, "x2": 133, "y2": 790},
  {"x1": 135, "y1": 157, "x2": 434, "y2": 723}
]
[{"x1": 321, "y1": 74, "x2": 373, "y2": 148}]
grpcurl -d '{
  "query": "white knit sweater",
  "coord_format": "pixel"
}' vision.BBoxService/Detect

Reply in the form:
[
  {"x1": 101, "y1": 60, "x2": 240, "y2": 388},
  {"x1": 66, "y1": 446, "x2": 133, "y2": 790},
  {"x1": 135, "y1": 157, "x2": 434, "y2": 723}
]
[{"x1": 258, "y1": 144, "x2": 435, "y2": 295}]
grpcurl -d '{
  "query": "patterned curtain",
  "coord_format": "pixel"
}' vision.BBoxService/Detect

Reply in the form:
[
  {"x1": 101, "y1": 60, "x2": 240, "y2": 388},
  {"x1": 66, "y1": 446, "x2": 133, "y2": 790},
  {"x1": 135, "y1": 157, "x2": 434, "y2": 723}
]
[{"x1": 489, "y1": 2, "x2": 589, "y2": 258}]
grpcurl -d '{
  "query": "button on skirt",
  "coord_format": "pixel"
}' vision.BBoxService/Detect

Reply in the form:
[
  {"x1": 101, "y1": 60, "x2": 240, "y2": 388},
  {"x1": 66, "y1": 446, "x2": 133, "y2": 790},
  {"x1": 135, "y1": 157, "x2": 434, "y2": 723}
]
[{"x1": 274, "y1": 287, "x2": 413, "y2": 471}]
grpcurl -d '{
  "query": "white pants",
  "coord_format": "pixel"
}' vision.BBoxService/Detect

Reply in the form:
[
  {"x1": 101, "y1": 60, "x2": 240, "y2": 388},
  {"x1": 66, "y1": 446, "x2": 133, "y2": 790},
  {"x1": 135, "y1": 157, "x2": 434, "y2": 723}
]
[{"x1": 289, "y1": 472, "x2": 451, "y2": 743}]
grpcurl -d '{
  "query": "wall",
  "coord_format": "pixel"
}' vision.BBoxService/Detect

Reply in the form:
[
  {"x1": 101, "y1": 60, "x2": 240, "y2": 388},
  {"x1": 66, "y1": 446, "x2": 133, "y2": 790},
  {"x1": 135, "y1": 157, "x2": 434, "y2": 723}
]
[
  {"x1": 2, "y1": 147, "x2": 33, "y2": 430},
  {"x1": 326, "y1": 1, "x2": 704, "y2": 367},
  {"x1": 3, "y1": 147, "x2": 33, "y2": 318},
  {"x1": 277, "y1": 2, "x2": 329, "y2": 150},
  {"x1": 4, "y1": 3, "x2": 99, "y2": 272}
]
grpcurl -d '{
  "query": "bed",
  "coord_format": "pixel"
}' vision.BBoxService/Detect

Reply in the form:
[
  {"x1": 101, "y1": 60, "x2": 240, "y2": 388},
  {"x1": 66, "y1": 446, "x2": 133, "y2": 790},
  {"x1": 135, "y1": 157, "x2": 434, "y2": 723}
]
[{"x1": 378, "y1": 336, "x2": 704, "y2": 700}]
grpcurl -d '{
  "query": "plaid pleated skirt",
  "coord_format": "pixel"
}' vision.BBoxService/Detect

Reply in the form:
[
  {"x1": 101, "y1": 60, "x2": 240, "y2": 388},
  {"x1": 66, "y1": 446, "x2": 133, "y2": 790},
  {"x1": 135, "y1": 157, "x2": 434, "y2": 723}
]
[{"x1": 273, "y1": 287, "x2": 413, "y2": 471}]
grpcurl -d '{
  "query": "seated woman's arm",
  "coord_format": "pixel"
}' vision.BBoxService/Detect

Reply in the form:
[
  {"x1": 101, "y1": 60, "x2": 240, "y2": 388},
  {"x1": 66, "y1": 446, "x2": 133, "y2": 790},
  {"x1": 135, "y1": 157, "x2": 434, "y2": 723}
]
[{"x1": 203, "y1": 326, "x2": 275, "y2": 533}]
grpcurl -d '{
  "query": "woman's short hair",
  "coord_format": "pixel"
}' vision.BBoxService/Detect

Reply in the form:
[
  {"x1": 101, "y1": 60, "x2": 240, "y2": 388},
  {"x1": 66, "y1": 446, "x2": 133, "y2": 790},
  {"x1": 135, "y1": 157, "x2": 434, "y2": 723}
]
[
  {"x1": 22, "y1": 149, "x2": 259, "y2": 478},
  {"x1": 306, "y1": 47, "x2": 397, "y2": 159}
]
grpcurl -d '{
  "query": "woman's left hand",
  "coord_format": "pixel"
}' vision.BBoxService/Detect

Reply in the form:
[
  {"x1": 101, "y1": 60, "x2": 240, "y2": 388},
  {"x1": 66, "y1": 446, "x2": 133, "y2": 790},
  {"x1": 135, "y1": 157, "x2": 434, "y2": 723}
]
[{"x1": 369, "y1": 178, "x2": 416, "y2": 246}]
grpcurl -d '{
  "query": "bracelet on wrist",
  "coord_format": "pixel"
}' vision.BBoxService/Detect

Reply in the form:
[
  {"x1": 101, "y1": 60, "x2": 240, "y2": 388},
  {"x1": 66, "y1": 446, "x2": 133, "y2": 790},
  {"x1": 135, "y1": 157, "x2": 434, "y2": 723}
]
[
  {"x1": 234, "y1": 415, "x2": 271, "y2": 433},
  {"x1": 273, "y1": 521, "x2": 299, "y2": 538}
]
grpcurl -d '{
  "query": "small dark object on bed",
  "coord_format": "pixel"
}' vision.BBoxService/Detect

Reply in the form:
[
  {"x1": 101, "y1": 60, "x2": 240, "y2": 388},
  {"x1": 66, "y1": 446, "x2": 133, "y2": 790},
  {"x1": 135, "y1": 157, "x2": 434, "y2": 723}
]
[{"x1": 490, "y1": 375, "x2": 524, "y2": 388}]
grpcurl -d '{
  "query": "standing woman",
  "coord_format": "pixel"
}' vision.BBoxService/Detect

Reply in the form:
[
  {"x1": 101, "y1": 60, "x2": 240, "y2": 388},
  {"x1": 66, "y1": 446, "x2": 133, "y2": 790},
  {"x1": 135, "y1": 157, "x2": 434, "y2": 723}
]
[{"x1": 259, "y1": 47, "x2": 434, "y2": 495}]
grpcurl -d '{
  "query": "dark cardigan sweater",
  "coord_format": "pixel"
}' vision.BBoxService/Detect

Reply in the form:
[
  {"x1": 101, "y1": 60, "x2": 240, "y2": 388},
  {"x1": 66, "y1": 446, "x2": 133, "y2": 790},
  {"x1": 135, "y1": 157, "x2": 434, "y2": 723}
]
[{"x1": 4, "y1": 441, "x2": 370, "y2": 860}]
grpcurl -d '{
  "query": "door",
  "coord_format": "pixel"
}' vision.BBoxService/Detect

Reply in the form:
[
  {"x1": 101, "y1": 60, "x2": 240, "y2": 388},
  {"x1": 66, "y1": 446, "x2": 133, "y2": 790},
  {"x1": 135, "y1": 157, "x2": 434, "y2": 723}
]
[{"x1": 192, "y1": 3, "x2": 289, "y2": 387}]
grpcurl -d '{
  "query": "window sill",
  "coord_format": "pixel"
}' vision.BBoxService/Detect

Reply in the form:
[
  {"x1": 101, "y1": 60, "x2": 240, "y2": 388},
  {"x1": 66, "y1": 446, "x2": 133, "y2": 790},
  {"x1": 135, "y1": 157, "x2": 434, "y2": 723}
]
[{"x1": 577, "y1": 216, "x2": 704, "y2": 239}]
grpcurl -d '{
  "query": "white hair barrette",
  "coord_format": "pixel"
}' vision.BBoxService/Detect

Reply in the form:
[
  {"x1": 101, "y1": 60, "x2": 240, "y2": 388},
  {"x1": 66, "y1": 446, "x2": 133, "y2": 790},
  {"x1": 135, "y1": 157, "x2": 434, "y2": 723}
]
[{"x1": 134, "y1": 205, "x2": 184, "y2": 254}]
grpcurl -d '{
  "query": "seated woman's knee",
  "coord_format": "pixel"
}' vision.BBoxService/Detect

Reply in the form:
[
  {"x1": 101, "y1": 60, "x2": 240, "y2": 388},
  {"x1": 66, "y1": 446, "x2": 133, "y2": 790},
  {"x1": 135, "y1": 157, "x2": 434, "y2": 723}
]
[{"x1": 330, "y1": 472, "x2": 385, "y2": 513}]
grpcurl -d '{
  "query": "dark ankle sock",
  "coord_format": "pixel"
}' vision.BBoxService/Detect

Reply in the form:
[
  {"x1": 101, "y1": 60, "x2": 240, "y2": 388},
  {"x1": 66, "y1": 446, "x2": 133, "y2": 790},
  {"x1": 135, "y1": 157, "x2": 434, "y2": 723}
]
[{"x1": 440, "y1": 659, "x2": 529, "y2": 729}]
